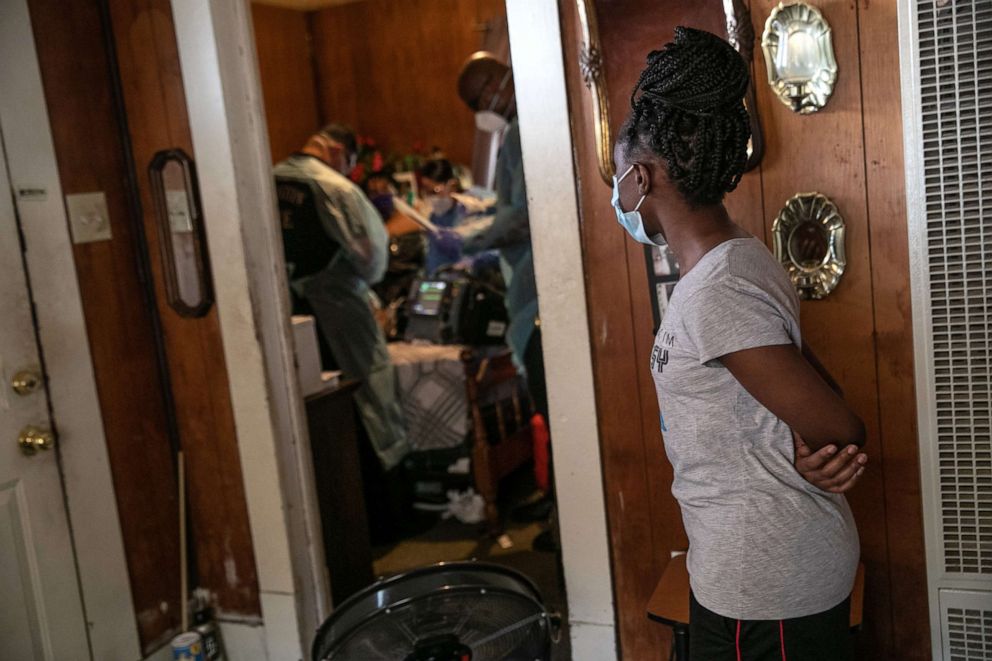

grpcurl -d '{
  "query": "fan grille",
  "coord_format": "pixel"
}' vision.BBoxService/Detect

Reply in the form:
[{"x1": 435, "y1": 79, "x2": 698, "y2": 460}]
[{"x1": 326, "y1": 588, "x2": 546, "y2": 660}]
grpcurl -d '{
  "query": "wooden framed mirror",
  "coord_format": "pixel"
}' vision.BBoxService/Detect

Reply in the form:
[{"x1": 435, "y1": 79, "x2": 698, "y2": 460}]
[{"x1": 148, "y1": 149, "x2": 213, "y2": 317}]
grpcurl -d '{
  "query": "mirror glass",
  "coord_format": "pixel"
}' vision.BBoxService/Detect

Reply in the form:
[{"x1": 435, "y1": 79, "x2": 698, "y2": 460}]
[
  {"x1": 772, "y1": 192, "x2": 846, "y2": 300},
  {"x1": 787, "y1": 220, "x2": 829, "y2": 269},
  {"x1": 776, "y1": 29, "x2": 819, "y2": 83},
  {"x1": 761, "y1": 2, "x2": 838, "y2": 114},
  {"x1": 161, "y1": 159, "x2": 203, "y2": 309},
  {"x1": 149, "y1": 149, "x2": 213, "y2": 317}
]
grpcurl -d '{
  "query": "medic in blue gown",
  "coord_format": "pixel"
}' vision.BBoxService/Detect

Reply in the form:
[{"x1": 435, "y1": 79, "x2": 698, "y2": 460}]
[{"x1": 273, "y1": 124, "x2": 409, "y2": 470}]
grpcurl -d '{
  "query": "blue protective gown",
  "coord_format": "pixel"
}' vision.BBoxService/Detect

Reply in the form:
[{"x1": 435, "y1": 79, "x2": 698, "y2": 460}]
[
  {"x1": 273, "y1": 154, "x2": 409, "y2": 469},
  {"x1": 459, "y1": 119, "x2": 539, "y2": 369}
]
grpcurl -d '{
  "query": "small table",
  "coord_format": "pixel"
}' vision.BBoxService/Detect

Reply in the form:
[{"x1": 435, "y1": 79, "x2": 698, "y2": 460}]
[
  {"x1": 646, "y1": 555, "x2": 691, "y2": 661},
  {"x1": 646, "y1": 554, "x2": 865, "y2": 661},
  {"x1": 305, "y1": 380, "x2": 373, "y2": 604}
]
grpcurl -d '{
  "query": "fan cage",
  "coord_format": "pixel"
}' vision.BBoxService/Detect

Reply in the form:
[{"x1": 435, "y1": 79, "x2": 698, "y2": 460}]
[{"x1": 312, "y1": 562, "x2": 551, "y2": 661}]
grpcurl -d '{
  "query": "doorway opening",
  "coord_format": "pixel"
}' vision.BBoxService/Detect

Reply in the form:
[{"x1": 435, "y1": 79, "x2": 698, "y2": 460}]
[{"x1": 251, "y1": 1, "x2": 569, "y2": 658}]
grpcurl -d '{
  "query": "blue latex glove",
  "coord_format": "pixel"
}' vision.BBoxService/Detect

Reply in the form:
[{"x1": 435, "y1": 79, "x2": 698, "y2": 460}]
[
  {"x1": 470, "y1": 250, "x2": 501, "y2": 275},
  {"x1": 434, "y1": 229, "x2": 464, "y2": 261}
]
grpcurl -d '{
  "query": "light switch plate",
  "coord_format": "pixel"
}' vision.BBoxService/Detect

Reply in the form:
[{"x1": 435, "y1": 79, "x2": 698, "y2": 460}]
[{"x1": 66, "y1": 192, "x2": 112, "y2": 244}]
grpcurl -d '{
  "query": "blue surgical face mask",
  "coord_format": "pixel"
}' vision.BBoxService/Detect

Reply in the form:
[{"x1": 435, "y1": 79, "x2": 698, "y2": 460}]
[{"x1": 612, "y1": 164, "x2": 666, "y2": 246}]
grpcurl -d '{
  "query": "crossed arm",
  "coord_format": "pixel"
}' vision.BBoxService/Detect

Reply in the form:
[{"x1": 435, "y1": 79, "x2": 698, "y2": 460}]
[{"x1": 720, "y1": 342, "x2": 868, "y2": 493}]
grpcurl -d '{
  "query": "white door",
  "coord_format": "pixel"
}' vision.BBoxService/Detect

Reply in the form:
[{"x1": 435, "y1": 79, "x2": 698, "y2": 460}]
[{"x1": 0, "y1": 135, "x2": 90, "y2": 659}]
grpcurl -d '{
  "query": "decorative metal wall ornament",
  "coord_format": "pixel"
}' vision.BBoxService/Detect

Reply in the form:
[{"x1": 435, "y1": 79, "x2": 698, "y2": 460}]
[
  {"x1": 576, "y1": 0, "x2": 614, "y2": 184},
  {"x1": 761, "y1": 2, "x2": 838, "y2": 114},
  {"x1": 723, "y1": 0, "x2": 765, "y2": 171},
  {"x1": 772, "y1": 192, "x2": 846, "y2": 300}
]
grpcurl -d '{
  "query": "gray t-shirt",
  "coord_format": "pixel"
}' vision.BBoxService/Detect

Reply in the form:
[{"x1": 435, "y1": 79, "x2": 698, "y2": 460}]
[{"x1": 650, "y1": 237, "x2": 859, "y2": 620}]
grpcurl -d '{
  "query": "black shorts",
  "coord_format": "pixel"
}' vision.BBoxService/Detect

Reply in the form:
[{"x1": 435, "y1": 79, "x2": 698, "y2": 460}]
[{"x1": 689, "y1": 593, "x2": 854, "y2": 661}]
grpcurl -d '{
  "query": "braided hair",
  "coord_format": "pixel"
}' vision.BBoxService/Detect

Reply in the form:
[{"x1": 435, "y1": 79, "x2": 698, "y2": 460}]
[{"x1": 620, "y1": 27, "x2": 751, "y2": 206}]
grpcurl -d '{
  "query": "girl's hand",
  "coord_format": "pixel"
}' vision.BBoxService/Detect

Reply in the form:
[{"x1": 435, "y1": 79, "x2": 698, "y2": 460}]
[{"x1": 793, "y1": 432, "x2": 867, "y2": 493}]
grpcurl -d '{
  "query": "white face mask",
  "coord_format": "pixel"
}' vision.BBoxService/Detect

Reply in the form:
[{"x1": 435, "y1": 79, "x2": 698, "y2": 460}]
[
  {"x1": 475, "y1": 110, "x2": 509, "y2": 133},
  {"x1": 475, "y1": 70, "x2": 513, "y2": 134}
]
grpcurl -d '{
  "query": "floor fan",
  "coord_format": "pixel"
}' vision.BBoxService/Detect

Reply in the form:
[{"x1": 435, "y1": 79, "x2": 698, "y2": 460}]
[{"x1": 312, "y1": 561, "x2": 558, "y2": 660}]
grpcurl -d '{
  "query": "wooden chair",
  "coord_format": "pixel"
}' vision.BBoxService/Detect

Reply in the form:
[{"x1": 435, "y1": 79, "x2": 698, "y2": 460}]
[
  {"x1": 461, "y1": 348, "x2": 533, "y2": 534},
  {"x1": 646, "y1": 554, "x2": 865, "y2": 661}
]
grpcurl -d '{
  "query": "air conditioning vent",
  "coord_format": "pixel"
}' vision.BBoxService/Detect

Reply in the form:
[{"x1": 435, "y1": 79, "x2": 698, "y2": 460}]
[
  {"x1": 915, "y1": 0, "x2": 992, "y2": 577},
  {"x1": 942, "y1": 590, "x2": 992, "y2": 660}
]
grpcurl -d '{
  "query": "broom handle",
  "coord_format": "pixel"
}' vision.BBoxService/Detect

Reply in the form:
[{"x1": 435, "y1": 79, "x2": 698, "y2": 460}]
[{"x1": 179, "y1": 450, "x2": 188, "y2": 632}]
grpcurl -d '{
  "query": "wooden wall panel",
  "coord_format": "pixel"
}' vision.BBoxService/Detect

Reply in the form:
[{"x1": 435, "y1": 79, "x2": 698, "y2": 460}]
[
  {"x1": 562, "y1": 0, "x2": 927, "y2": 657},
  {"x1": 251, "y1": 3, "x2": 321, "y2": 163},
  {"x1": 26, "y1": 0, "x2": 180, "y2": 648},
  {"x1": 309, "y1": 3, "x2": 359, "y2": 129},
  {"x1": 310, "y1": 0, "x2": 506, "y2": 167},
  {"x1": 106, "y1": 0, "x2": 261, "y2": 640},
  {"x1": 857, "y1": 0, "x2": 930, "y2": 656},
  {"x1": 559, "y1": 0, "x2": 740, "y2": 656},
  {"x1": 750, "y1": 0, "x2": 893, "y2": 655}
]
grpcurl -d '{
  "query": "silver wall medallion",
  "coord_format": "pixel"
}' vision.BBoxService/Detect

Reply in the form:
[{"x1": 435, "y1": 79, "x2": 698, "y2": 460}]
[
  {"x1": 772, "y1": 192, "x2": 846, "y2": 299},
  {"x1": 761, "y1": 2, "x2": 837, "y2": 114}
]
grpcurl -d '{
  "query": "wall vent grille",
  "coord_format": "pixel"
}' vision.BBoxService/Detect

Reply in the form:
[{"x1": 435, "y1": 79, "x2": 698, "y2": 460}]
[
  {"x1": 947, "y1": 607, "x2": 992, "y2": 660},
  {"x1": 942, "y1": 591, "x2": 992, "y2": 660},
  {"x1": 916, "y1": 0, "x2": 992, "y2": 577}
]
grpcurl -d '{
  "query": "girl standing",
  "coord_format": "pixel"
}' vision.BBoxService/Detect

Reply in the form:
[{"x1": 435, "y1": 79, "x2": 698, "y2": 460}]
[{"x1": 613, "y1": 27, "x2": 866, "y2": 660}]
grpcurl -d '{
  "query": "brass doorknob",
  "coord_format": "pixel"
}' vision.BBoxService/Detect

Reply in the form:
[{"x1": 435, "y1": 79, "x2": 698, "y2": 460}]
[
  {"x1": 11, "y1": 369, "x2": 42, "y2": 396},
  {"x1": 18, "y1": 426, "x2": 55, "y2": 456}
]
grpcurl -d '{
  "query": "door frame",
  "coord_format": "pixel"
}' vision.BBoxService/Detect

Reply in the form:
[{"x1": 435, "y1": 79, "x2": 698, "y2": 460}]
[
  {"x1": 169, "y1": 1, "x2": 329, "y2": 658},
  {"x1": 0, "y1": 1, "x2": 140, "y2": 658},
  {"x1": 168, "y1": 0, "x2": 619, "y2": 658},
  {"x1": 505, "y1": 1, "x2": 618, "y2": 656}
]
